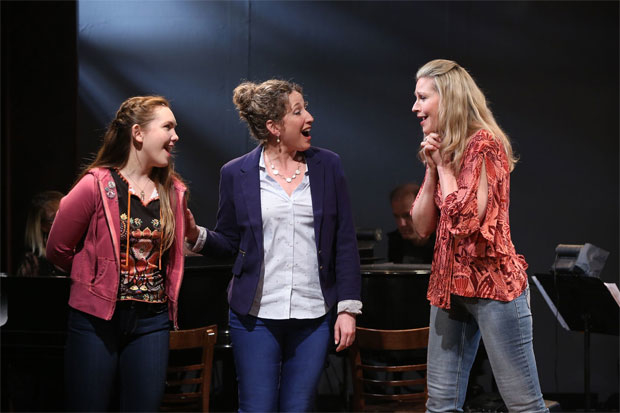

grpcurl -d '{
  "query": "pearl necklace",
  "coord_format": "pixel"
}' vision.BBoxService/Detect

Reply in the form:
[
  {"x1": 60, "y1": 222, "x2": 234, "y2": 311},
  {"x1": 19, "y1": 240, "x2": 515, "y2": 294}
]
[{"x1": 264, "y1": 151, "x2": 303, "y2": 183}]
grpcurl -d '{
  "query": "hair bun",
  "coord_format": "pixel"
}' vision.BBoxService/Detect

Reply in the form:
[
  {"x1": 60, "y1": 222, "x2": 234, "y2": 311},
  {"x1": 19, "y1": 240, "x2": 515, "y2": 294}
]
[{"x1": 232, "y1": 82, "x2": 257, "y2": 116}]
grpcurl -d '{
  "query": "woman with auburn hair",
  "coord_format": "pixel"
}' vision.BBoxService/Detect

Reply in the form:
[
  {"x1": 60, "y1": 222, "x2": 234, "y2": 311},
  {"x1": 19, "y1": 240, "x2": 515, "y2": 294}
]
[
  {"x1": 190, "y1": 79, "x2": 361, "y2": 412},
  {"x1": 47, "y1": 96, "x2": 199, "y2": 411},
  {"x1": 410, "y1": 59, "x2": 547, "y2": 412}
]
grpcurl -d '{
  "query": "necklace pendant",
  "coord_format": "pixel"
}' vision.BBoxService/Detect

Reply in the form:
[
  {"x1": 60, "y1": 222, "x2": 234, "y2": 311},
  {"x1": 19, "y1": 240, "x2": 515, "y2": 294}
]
[
  {"x1": 140, "y1": 191, "x2": 145, "y2": 201},
  {"x1": 286, "y1": 177, "x2": 292, "y2": 183}
]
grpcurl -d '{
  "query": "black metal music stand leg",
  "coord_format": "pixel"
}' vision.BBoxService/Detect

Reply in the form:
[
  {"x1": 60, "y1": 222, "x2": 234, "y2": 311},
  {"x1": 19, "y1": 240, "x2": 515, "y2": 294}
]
[{"x1": 584, "y1": 313, "x2": 590, "y2": 412}]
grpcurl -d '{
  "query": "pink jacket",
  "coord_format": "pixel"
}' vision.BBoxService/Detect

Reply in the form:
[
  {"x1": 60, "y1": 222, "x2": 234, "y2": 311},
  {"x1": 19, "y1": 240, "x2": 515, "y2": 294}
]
[{"x1": 47, "y1": 168, "x2": 188, "y2": 328}]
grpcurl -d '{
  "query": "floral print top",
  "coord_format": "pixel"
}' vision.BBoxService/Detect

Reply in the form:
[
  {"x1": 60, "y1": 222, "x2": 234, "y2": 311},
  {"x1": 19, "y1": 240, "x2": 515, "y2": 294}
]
[
  {"x1": 414, "y1": 129, "x2": 528, "y2": 309},
  {"x1": 112, "y1": 169, "x2": 167, "y2": 303}
]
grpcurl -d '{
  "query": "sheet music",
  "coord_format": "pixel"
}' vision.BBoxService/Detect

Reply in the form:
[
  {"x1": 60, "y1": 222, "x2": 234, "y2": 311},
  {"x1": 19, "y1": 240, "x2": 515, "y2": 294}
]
[
  {"x1": 531, "y1": 275, "x2": 570, "y2": 331},
  {"x1": 604, "y1": 282, "x2": 620, "y2": 307}
]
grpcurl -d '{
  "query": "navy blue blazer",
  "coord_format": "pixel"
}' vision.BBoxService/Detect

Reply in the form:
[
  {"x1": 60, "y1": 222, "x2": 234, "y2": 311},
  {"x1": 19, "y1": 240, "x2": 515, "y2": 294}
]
[{"x1": 202, "y1": 145, "x2": 361, "y2": 315}]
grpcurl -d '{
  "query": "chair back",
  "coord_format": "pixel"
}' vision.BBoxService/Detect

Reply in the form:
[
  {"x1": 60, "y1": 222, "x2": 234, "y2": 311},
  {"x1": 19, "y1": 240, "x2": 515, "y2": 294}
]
[
  {"x1": 349, "y1": 326, "x2": 430, "y2": 412},
  {"x1": 161, "y1": 325, "x2": 218, "y2": 412}
]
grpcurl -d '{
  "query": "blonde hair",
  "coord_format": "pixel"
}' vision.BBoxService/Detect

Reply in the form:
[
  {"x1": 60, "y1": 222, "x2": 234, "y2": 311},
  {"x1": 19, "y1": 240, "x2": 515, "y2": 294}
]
[
  {"x1": 416, "y1": 59, "x2": 517, "y2": 172},
  {"x1": 25, "y1": 190, "x2": 64, "y2": 258},
  {"x1": 78, "y1": 96, "x2": 186, "y2": 252},
  {"x1": 232, "y1": 79, "x2": 303, "y2": 143}
]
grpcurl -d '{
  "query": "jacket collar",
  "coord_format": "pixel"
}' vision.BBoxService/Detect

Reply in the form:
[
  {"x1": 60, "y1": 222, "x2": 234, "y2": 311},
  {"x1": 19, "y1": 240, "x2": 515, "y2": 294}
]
[
  {"x1": 305, "y1": 148, "x2": 324, "y2": 245},
  {"x1": 240, "y1": 146, "x2": 263, "y2": 253},
  {"x1": 89, "y1": 168, "x2": 121, "y2": 261}
]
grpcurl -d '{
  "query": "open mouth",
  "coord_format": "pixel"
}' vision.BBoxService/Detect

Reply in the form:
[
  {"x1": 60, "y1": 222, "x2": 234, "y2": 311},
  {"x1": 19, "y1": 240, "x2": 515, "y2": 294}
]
[{"x1": 301, "y1": 128, "x2": 311, "y2": 137}]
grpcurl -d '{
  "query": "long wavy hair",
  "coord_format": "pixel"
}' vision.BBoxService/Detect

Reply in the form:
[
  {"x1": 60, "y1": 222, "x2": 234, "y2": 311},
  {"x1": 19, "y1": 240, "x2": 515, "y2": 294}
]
[
  {"x1": 416, "y1": 59, "x2": 517, "y2": 172},
  {"x1": 77, "y1": 96, "x2": 186, "y2": 252}
]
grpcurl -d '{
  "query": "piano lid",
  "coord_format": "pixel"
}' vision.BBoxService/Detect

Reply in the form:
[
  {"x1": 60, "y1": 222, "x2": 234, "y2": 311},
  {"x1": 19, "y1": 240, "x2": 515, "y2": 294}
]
[{"x1": 360, "y1": 262, "x2": 431, "y2": 275}]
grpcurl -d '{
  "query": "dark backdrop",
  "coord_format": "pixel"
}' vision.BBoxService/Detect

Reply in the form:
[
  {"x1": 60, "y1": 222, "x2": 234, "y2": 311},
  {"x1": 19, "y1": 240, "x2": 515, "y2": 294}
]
[{"x1": 2, "y1": 0, "x2": 618, "y2": 406}]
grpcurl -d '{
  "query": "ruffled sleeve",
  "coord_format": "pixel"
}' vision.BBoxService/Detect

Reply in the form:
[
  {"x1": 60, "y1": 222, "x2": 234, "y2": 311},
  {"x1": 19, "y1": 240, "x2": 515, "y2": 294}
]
[{"x1": 440, "y1": 130, "x2": 506, "y2": 252}]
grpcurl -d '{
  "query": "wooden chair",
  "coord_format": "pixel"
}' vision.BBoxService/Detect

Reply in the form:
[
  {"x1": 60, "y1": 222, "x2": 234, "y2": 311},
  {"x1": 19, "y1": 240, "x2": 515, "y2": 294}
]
[
  {"x1": 161, "y1": 325, "x2": 218, "y2": 412},
  {"x1": 349, "y1": 326, "x2": 430, "y2": 412}
]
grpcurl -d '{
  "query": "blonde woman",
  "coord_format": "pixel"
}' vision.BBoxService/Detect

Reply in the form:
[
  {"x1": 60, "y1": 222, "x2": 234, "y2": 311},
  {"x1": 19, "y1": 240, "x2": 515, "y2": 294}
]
[
  {"x1": 17, "y1": 190, "x2": 64, "y2": 276},
  {"x1": 47, "y1": 96, "x2": 197, "y2": 411},
  {"x1": 411, "y1": 59, "x2": 547, "y2": 412}
]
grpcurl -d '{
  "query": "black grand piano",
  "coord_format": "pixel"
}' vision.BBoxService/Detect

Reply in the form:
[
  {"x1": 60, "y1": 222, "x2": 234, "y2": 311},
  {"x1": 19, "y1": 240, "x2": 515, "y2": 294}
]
[
  {"x1": 358, "y1": 263, "x2": 431, "y2": 329},
  {"x1": 1, "y1": 274, "x2": 70, "y2": 411}
]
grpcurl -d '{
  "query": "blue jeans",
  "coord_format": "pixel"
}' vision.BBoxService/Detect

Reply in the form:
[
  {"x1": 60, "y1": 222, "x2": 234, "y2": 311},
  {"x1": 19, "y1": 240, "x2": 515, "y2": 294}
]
[
  {"x1": 426, "y1": 288, "x2": 548, "y2": 413},
  {"x1": 64, "y1": 302, "x2": 170, "y2": 412},
  {"x1": 229, "y1": 310, "x2": 332, "y2": 412}
]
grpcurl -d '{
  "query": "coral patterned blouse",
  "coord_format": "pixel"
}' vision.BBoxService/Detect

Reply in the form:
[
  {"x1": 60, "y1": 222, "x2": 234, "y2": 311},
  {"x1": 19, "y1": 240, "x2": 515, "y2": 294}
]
[{"x1": 414, "y1": 129, "x2": 528, "y2": 309}]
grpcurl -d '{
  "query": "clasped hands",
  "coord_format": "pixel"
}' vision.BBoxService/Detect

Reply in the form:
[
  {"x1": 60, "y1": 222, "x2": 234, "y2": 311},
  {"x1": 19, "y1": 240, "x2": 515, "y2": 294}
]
[{"x1": 420, "y1": 132, "x2": 445, "y2": 168}]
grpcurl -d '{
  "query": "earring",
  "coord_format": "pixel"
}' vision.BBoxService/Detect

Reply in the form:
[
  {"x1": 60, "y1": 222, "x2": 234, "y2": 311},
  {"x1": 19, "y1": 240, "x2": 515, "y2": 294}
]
[{"x1": 276, "y1": 136, "x2": 280, "y2": 144}]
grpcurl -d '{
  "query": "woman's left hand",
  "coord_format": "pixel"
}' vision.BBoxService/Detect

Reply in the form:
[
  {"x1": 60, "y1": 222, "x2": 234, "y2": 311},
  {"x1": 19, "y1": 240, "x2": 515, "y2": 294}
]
[{"x1": 334, "y1": 312, "x2": 356, "y2": 352}]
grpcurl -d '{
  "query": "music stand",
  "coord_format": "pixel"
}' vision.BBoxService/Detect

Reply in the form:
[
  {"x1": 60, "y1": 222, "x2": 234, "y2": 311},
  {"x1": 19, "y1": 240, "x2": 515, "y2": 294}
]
[{"x1": 531, "y1": 273, "x2": 619, "y2": 411}]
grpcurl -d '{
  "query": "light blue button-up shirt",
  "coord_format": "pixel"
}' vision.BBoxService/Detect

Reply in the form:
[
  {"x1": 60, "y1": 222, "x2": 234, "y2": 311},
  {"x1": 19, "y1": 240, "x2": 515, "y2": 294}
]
[{"x1": 249, "y1": 149, "x2": 328, "y2": 319}]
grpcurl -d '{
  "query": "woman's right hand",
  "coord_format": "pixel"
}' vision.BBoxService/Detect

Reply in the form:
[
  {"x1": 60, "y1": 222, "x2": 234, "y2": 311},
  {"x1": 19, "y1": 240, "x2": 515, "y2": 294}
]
[{"x1": 420, "y1": 133, "x2": 442, "y2": 169}]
